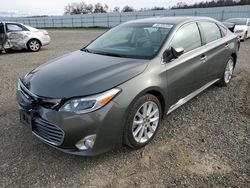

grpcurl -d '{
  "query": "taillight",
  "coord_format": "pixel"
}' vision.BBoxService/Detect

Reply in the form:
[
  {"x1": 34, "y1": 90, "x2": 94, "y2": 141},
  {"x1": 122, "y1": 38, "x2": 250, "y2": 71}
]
[{"x1": 43, "y1": 30, "x2": 49, "y2": 35}]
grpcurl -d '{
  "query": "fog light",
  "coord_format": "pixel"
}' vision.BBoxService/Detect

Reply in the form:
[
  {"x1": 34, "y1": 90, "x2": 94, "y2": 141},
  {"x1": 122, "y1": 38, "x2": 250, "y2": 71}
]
[{"x1": 75, "y1": 135, "x2": 96, "y2": 150}]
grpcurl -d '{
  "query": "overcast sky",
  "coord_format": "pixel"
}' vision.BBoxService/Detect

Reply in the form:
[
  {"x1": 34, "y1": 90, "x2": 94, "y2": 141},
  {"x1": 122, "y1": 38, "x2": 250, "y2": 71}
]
[{"x1": 1, "y1": 0, "x2": 205, "y2": 16}]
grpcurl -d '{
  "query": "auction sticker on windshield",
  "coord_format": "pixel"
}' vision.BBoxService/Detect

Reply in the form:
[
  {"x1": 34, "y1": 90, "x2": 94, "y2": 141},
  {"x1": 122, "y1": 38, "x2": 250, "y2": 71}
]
[{"x1": 152, "y1": 24, "x2": 173, "y2": 29}]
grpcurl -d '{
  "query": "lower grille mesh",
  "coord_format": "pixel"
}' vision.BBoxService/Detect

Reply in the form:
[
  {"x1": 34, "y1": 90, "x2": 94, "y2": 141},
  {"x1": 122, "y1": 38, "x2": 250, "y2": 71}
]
[{"x1": 33, "y1": 118, "x2": 64, "y2": 145}]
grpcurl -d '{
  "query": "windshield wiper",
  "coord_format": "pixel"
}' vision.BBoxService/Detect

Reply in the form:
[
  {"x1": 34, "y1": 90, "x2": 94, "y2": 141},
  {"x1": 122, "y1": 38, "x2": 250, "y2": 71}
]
[
  {"x1": 94, "y1": 52, "x2": 127, "y2": 58},
  {"x1": 81, "y1": 48, "x2": 128, "y2": 58},
  {"x1": 81, "y1": 48, "x2": 93, "y2": 53}
]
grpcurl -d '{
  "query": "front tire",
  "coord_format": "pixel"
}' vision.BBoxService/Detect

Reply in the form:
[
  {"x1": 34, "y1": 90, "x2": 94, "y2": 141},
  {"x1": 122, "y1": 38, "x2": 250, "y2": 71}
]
[
  {"x1": 27, "y1": 39, "x2": 41, "y2": 52},
  {"x1": 123, "y1": 94, "x2": 162, "y2": 149},
  {"x1": 217, "y1": 57, "x2": 234, "y2": 87}
]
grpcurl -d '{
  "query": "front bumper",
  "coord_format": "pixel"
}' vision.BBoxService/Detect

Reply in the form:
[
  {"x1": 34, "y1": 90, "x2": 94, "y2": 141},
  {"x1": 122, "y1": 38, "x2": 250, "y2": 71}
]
[{"x1": 17, "y1": 84, "x2": 127, "y2": 156}]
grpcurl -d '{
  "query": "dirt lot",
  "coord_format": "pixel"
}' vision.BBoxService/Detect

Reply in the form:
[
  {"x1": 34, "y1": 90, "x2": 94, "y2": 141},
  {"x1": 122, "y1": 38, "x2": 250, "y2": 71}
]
[{"x1": 0, "y1": 29, "x2": 249, "y2": 188}]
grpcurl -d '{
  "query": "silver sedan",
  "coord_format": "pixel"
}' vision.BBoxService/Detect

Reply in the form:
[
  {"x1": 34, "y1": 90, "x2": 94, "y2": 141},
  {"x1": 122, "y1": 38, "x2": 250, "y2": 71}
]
[{"x1": 0, "y1": 21, "x2": 50, "y2": 52}]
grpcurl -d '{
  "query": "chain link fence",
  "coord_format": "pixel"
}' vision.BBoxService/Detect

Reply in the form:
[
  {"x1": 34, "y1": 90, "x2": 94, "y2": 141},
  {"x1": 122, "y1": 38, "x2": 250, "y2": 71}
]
[{"x1": 1, "y1": 5, "x2": 250, "y2": 28}]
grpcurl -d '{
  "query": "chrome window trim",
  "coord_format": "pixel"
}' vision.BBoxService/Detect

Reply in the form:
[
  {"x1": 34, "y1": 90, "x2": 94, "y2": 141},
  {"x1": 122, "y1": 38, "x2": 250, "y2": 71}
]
[
  {"x1": 168, "y1": 21, "x2": 203, "y2": 54},
  {"x1": 161, "y1": 19, "x2": 224, "y2": 61}
]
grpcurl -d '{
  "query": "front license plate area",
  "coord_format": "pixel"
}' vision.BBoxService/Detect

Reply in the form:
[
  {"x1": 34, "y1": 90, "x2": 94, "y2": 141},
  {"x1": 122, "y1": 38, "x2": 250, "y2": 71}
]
[{"x1": 20, "y1": 110, "x2": 32, "y2": 128}]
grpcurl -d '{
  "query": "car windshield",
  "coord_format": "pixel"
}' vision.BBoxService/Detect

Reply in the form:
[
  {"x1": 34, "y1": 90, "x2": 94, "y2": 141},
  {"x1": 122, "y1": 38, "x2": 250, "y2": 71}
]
[
  {"x1": 226, "y1": 18, "x2": 247, "y2": 25},
  {"x1": 84, "y1": 23, "x2": 173, "y2": 59}
]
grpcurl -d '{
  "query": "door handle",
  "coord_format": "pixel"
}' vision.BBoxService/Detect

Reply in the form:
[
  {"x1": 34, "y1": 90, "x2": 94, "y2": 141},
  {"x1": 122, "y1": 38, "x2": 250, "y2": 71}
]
[
  {"x1": 200, "y1": 55, "x2": 207, "y2": 62},
  {"x1": 225, "y1": 43, "x2": 229, "y2": 49}
]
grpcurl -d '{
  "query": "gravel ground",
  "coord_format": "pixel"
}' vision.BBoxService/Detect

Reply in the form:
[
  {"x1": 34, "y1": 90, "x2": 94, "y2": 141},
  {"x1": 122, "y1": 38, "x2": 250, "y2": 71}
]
[{"x1": 0, "y1": 29, "x2": 249, "y2": 188}]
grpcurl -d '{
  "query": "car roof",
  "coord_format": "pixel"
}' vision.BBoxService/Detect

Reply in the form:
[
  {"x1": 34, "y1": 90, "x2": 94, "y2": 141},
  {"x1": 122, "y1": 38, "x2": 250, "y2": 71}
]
[
  {"x1": 125, "y1": 16, "x2": 217, "y2": 25},
  {"x1": 226, "y1": 17, "x2": 249, "y2": 20},
  {"x1": 0, "y1": 21, "x2": 23, "y2": 25},
  {"x1": 226, "y1": 17, "x2": 249, "y2": 19}
]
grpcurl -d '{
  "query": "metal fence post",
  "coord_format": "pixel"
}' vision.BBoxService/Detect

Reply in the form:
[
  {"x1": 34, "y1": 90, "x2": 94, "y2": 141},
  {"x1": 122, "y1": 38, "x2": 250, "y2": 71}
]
[
  {"x1": 52, "y1": 18, "x2": 54, "y2": 27},
  {"x1": 120, "y1": 13, "x2": 122, "y2": 24},
  {"x1": 107, "y1": 14, "x2": 109, "y2": 28},
  {"x1": 221, "y1": 10, "x2": 225, "y2": 21},
  {"x1": 72, "y1": 17, "x2": 74, "y2": 27},
  {"x1": 92, "y1": 16, "x2": 95, "y2": 27},
  {"x1": 81, "y1": 15, "x2": 83, "y2": 27}
]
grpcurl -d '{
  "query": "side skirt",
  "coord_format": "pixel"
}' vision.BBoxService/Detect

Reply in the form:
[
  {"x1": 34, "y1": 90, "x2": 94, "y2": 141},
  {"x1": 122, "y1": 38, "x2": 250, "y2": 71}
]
[{"x1": 167, "y1": 79, "x2": 219, "y2": 115}]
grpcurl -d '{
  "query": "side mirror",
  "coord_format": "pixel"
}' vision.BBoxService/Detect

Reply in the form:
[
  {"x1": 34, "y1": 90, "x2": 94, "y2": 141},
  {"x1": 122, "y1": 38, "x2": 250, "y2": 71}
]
[{"x1": 163, "y1": 47, "x2": 184, "y2": 63}]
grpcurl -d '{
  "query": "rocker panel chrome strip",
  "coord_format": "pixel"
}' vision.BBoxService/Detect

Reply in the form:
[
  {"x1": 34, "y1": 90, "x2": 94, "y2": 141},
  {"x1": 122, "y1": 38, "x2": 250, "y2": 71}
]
[{"x1": 167, "y1": 79, "x2": 219, "y2": 114}]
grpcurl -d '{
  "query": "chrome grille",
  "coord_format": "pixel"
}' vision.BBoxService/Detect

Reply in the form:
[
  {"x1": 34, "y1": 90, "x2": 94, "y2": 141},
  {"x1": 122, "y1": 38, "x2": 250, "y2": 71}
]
[
  {"x1": 33, "y1": 118, "x2": 64, "y2": 146},
  {"x1": 18, "y1": 79, "x2": 61, "y2": 109}
]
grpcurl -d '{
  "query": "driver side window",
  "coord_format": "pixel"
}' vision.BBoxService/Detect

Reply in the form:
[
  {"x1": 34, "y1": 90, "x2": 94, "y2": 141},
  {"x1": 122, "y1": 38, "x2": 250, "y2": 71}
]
[{"x1": 171, "y1": 22, "x2": 202, "y2": 53}]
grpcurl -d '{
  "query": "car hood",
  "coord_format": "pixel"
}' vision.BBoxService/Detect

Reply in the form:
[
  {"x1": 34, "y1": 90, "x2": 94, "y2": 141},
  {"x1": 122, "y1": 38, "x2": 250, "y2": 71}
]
[
  {"x1": 23, "y1": 50, "x2": 149, "y2": 98},
  {"x1": 234, "y1": 25, "x2": 247, "y2": 31}
]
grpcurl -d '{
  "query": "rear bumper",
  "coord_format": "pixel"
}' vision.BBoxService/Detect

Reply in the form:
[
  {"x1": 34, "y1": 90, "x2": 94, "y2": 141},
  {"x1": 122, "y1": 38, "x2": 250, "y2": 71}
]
[{"x1": 41, "y1": 35, "x2": 51, "y2": 46}]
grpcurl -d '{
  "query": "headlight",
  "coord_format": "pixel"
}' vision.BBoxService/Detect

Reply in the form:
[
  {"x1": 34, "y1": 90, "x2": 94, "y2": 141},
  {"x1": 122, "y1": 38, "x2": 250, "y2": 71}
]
[{"x1": 59, "y1": 88, "x2": 121, "y2": 114}]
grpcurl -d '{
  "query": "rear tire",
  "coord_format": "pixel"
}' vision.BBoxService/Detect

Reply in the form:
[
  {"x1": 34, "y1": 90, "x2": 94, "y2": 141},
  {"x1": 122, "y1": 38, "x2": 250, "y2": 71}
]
[
  {"x1": 27, "y1": 39, "x2": 41, "y2": 52},
  {"x1": 123, "y1": 94, "x2": 162, "y2": 149},
  {"x1": 217, "y1": 57, "x2": 234, "y2": 87}
]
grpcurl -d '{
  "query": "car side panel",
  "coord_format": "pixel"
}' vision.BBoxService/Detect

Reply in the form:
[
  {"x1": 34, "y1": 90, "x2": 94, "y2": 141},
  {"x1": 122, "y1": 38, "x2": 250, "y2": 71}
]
[
  {"x1": 164, "y1": 47, "x2": 208, "y2": 107},
  {"x1": 7, "y1": 31, "x2": 27, "y2": 50},
  {"x1": 203, "y1": 39, "x2": 231, "y2": 81},
  {"x1": 114, "y1": 56, "x2": 169, "y2": 114},
  {"x1": 206, "y1": 33, "x2": 238, "y2": 81}
]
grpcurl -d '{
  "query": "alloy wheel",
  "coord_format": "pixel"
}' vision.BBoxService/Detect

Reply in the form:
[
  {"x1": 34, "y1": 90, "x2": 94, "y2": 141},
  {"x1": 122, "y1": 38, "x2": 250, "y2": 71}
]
[
  {"x1": 29, "y1": 40, "x2": 40, "y2": 51},
  {"x1": 132, "y1": 101, "x2": 159, "y2": 143},
  {"x1": 224, "y1": 59, "x2": 234, "y2": 84}
]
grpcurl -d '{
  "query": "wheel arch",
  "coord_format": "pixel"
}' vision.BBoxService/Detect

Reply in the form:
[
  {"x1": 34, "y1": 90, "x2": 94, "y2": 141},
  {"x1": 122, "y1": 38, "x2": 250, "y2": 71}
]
[
  {"x1": 125, "y1": 86, "x2": 167, "y2": 119},
  {"x1": 231, "y1": 53, "x2": 237, "y2": 67},
  {"x1": 121, "y1": 87, "x2": 167, "y2": 148},
  {"x1": 146, "y1": 90, "x2": 166, "y2": 117},
  {"x1": 26, "y1": 38, "x2": 42, "y2": 48}
]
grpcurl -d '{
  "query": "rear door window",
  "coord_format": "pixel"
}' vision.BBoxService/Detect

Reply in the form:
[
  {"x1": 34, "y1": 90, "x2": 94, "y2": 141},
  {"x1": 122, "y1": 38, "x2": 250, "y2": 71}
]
[
  {"x1": 220, "y1": 25, "x2": 227, "y2": 37},
  {"x1": 6, "y1": 24, "x2": 23, "y2": 32},
  {"x1": 199, "y1": 22, "x2": 222, "y2": 43},
  {"x1": 171, "y1": 22, "x2": 202, "y2": 53}
]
